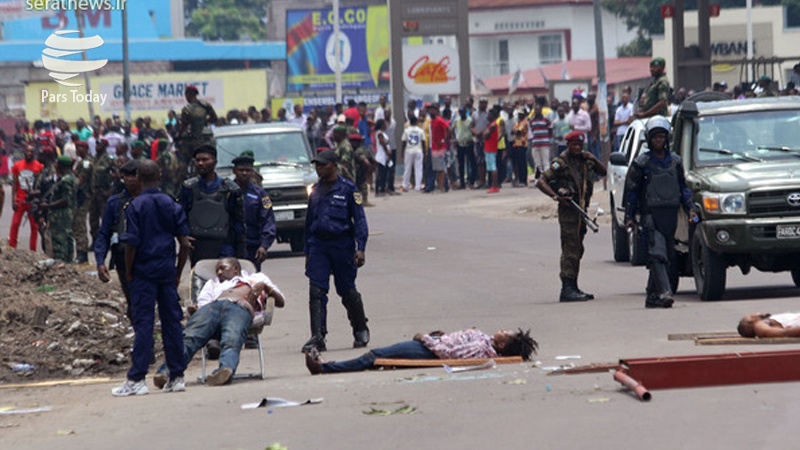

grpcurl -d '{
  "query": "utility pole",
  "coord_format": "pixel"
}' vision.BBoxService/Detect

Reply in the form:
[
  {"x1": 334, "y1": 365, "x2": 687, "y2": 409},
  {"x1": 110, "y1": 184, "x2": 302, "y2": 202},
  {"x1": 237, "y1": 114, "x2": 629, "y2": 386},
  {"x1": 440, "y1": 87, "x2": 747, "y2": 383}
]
[
  {"x1": 75, "y1": 9, "x2": 95, "y2": 118},
  {"x1": 592, "y1": 0, "x2": 609, "y2": 181},
  {"x1": 333, "y1": 0, "x2": 342, "y2": 105},
  {"x1": 122, "y1": 7, "x2": 131, "y2": 122}
]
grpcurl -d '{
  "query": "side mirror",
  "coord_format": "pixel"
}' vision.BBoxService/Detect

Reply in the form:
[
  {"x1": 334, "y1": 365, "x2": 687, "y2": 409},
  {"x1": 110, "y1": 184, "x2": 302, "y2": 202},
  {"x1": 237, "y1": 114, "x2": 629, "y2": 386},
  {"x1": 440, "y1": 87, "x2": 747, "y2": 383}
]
[{"x1": 609, "y1": 152, "x2": 628, "y2": 166}]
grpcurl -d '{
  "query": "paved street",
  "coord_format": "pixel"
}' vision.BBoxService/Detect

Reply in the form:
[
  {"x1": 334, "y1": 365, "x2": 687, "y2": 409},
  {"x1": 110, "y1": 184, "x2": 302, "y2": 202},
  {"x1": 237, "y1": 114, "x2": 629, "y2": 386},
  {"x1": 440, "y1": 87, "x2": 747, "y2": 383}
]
[{"x1": 3, "y1": 184, "x2": 800, "y2": 449}]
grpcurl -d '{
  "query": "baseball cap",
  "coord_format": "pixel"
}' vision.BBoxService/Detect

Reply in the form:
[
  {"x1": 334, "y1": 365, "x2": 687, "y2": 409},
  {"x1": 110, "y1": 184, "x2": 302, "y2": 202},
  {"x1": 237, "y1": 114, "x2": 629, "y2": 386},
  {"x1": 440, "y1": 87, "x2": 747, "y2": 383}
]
[{"x1": 311, "y1": 150, "x2": 339, "y2": 165}]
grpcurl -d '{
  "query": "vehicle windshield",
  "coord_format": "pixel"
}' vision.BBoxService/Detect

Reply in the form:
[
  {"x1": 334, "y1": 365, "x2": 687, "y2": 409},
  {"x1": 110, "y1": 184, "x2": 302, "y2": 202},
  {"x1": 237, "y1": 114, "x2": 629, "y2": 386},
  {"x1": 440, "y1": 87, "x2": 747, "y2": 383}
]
[
  {"x1": 695, "y1": 109, "x2": 800, "y2": 166},
  {"x1": 214, "y1": 130, "x2": 312, "y2": 168}
]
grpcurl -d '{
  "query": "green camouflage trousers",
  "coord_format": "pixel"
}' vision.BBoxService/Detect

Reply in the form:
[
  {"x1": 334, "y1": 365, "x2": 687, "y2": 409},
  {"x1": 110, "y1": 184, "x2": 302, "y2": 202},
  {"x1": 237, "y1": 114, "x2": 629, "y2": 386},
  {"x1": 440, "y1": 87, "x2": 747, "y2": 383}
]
[{"x1": 558, "y1": 205, "x2": 587, "y2": 280}]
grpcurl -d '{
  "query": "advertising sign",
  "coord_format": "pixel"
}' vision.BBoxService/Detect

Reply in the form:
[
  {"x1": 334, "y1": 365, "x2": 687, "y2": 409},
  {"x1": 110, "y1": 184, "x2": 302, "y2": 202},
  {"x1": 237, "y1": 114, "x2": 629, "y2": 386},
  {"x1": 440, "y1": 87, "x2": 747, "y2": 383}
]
[
  {"x1": 401, "y1": 44, "x2": 460, "y2": 95},
  {"x1": 285, "y1": 5, "x2": 389, "y2": 91}
]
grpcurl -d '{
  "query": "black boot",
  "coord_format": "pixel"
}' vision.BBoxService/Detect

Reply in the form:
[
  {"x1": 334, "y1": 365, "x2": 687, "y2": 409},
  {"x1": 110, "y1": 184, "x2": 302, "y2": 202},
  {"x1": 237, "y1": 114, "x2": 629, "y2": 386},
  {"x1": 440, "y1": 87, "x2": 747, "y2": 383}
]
[
  {"x1": 74, "y1": 250, "x2": 88, "y2": 264},
  {"x1": 342, "y1": 288, "x2": 370, "y2": 348},
  {"x1": 301, "y1": 286, "x2": 327, "y2": 353},
  {"x1": 559, "y1": 277, "x2": 590, "y2": 302},
  {"x1": 575, "y1": 280, "x2": 595, "y2": 300}
]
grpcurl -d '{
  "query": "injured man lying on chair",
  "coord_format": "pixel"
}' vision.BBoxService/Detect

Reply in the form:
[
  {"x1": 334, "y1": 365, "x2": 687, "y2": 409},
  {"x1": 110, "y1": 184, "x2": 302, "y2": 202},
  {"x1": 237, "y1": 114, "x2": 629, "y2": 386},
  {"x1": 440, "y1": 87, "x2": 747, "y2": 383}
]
[{"x1": 154, "y1": 257, "x2": 285, "y2": 389}]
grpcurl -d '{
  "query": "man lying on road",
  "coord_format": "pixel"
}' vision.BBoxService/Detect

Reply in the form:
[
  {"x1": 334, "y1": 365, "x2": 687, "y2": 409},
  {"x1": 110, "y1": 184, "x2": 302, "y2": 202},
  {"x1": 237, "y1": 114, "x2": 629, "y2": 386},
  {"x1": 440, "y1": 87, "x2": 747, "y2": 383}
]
[
  {"x1": 738, "y1": 312, "x2": 800, "y2": 338},
  {"x1": 154, "y1": 257, "x2": 285, "y2": 389},
  {"x1": 305, "y1": 328, "x2": 536, "y2": 374}
]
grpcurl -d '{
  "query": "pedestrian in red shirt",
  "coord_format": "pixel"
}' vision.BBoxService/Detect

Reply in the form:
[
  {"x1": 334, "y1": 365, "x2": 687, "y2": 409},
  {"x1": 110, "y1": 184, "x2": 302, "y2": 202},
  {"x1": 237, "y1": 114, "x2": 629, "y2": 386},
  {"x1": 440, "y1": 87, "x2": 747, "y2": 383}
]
[
  {"x1": 9, "y1": 144, "x2": 44, "y2": 250},
  {"x1": 427, "y1": 104, "x2": 450, "y2": 192},
  {"x1": 483, "y1": 108, "x2": 501, "y2": 193}
]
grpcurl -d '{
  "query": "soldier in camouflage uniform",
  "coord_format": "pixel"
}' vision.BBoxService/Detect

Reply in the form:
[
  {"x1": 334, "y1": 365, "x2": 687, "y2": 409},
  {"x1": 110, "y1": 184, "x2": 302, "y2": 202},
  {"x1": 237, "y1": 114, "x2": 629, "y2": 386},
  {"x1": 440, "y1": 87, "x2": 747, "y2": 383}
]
[
  {"x1": 90, "y1": 138, "x2": 113, "y2": 245},
  {"x1": 536, "y1": 131, "x2": 606, "y2": 302},
  {"x1": 350, "y1": 133, "x2": 376, "y2": 207},
  {"x1": 72, "y1": 141, "x2": 94, "y2": 263},
  {"x1": 635, "y1": 57, "x2": 671, "y2": 119},
  {"x1": 155, "y1": 139, "x2": 178, "y2": 196},
  {"x1": 31, "y1": 149, "x2": 58, "y2": 257},
  {"x1": 176, "y1": 85, "x2": 217, "y2": 188},
  {"x1": 332, "y1": 125, "x2": 356, "y2": 182},
  {"x1": 40, "y1": 156, "x2": 76, "y2": 263}
]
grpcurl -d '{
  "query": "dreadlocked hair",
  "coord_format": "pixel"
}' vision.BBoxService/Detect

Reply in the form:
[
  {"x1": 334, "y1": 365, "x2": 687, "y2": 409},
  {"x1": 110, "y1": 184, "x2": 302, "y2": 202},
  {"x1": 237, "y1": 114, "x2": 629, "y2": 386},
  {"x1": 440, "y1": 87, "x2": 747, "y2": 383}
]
[{"x1": 498, "y1": 328, "x2": 538, "y2": 361}]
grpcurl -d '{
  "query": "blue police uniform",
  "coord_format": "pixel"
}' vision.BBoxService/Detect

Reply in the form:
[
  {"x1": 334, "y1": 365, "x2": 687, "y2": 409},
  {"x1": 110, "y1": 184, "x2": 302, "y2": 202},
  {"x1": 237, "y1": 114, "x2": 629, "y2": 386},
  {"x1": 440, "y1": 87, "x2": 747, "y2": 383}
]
[
  {"x1": 93, "y1": 190, "x2": 133, "y2": 317},
  {"x1": 302, "y1": 175, "x2": 370, "y2": 351},
  {"x1": 241, "y1": 181, "x2": 276, "y2": 271},
  {"x1": 179, "y1": 175, "x2": 243, "y2": 266},
  {"x1": 121, "y1": 188, "x2": 190, "y2": 382}
]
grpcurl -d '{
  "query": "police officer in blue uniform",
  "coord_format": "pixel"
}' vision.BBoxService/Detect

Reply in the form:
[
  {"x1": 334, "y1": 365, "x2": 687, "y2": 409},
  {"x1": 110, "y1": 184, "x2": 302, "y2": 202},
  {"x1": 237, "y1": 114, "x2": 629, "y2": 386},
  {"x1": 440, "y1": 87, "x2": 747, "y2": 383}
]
[
  {"x1": 94, "y1": 160, "x2": 141, "y2": 319},
  {"x1": 113, "y1": 160, "x2": 191, "y2": 396},
  {"x1": 302, "y1": 150, "x2": 370, "y2": 353},
  {"x1": 231, "y1": 152, "x2": 276, "y2": 271},
  {"x1": 179, "y1": 144, "x2": 244, "y2": 267}
]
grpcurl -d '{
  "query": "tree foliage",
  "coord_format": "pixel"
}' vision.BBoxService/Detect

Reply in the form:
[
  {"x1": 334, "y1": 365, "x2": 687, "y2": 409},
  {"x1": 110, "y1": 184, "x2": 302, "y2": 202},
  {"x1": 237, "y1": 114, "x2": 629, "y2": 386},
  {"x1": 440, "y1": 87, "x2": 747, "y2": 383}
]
[
  {"x1": 184, "y1": 0, "x2": 269, "y2": 41},
  {"x1": 604, "y1": 0, "x2": 797, "y2": 56}
]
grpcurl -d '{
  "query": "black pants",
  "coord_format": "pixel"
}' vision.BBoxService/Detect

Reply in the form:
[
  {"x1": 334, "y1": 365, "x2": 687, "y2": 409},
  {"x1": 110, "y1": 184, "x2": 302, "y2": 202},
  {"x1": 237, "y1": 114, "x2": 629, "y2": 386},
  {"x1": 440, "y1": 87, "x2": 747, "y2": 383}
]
[
  {"x1": 376, "y1": 164, "x2": 389, "y2": 194},
  {"x1": 497, "y1": 149, "x2": 507, "y2": 185},
  {"x1": 456, "y1": 143, "x2": 476, "y2": 187},
  {"x1": 510, "y1": 145, "x2": 528, "y2": 185},
  {"x1": 387, "y1": 150, "x2": 397, "y2": 192}
]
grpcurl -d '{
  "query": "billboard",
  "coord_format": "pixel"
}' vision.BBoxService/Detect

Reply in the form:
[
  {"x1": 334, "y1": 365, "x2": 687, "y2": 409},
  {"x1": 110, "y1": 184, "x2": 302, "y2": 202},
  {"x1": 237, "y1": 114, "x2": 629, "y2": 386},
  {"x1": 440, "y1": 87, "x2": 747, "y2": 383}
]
[
  {"x1": 1, "y1": 0, "x2": 173, "y2": 40},
  {"x1": 285, "y1": 5, "x2": 389, "y2": 92},
  {"x1": 25, "y1": 69, "x2": 266, "y2": 123},
  {"x1": 402, "y1": 44, "x2": 460, "y2": 96}
]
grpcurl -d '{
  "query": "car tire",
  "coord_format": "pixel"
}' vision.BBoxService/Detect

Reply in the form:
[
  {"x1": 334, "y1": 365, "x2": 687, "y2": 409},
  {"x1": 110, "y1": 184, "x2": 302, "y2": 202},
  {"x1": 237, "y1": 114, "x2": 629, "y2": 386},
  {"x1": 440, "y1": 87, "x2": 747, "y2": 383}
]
[
  {"x1": 792, "y1": 267, "x2": 800, "y2": 288},
  {"x1": 628, "y1": 226, "x2": 647, "y2": 266},
  {"x1": 290, "y1": 234, "x2": 305, "y2": 253},
  {"x1": 692, "y1": 231, "x2": 726, "y2": 301},
  {"x1": 611, "y1": 204, "x2": 630, "y2": 262}
]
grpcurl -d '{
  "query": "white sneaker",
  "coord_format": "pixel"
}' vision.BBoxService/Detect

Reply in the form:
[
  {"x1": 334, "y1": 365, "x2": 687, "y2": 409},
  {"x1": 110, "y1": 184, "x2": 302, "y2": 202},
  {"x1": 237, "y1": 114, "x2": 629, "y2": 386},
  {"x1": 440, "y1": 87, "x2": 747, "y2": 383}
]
[
  {"x1": 111, "y1": 379, "x2": 149, "y2": 397},
  {"x1": 163, "y1": 376, "x2": 186, "y2": 393}
]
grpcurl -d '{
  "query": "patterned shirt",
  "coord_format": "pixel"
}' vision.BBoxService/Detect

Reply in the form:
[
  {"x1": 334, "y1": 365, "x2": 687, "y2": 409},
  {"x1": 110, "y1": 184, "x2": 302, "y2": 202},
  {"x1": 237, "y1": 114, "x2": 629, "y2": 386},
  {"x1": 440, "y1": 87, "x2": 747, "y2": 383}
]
[
  {"x1": 420, "y1": 329, "x2": 498, "y2": 359},
  {"x1": 529, "y1": 115, "x2": 552, "y2": 149},
  {"x1": 643, "y1": 74, "x2": 670, "y2": 116}
]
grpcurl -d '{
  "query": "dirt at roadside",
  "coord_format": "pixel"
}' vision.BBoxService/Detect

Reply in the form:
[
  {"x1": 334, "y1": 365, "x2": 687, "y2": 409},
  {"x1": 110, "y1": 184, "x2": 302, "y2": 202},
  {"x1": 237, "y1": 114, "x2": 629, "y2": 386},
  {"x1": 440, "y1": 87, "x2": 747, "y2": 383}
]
[{"x1": 0, "y1": 245, "x2": 136, "y2": 383}]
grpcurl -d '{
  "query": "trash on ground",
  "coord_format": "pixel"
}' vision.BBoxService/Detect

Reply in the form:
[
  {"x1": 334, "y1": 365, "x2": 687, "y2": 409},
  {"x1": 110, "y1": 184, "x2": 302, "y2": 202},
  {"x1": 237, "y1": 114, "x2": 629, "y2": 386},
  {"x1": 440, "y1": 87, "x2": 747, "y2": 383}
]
[
  {"x1": 554, "y1": 355, "x2": 582, "y2": 360},
  {"x1": 587, "y1": 397, "x2": 611, "y2": 403},
  {"x1": 363, "y1": 404, "x2": 417, "y2": 416},
  {"x1": 241, "y1": 397, "x2": 323, "y2": 410},
  {"x1": 505, "y1": 378, "x2": 527, "y2": 385},
  {"x1": 0, "y1": 406, "x2": 52, "y2": 415},
  {"x1": 56, "y1": 429, "x2": 76, "y2": 435}
]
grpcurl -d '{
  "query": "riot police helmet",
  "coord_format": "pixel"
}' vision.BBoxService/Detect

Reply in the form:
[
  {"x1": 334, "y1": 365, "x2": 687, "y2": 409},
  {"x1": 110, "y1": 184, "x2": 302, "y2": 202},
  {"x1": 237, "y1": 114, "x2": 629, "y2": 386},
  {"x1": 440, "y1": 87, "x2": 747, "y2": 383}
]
[{"x1": 646, "y1": 115, "x2": 671, "y2": 139}]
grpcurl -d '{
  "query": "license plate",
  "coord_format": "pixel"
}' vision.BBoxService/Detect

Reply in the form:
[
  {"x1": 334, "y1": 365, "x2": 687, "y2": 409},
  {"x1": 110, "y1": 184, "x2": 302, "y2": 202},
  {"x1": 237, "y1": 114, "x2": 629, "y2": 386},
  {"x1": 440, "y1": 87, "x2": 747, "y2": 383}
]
[
  {"x1": 776, "y1": 225, "x2": 800, "y2": 239},
  {"x1": 274, "y1": 210, "x2": 294, "y2": 221}
]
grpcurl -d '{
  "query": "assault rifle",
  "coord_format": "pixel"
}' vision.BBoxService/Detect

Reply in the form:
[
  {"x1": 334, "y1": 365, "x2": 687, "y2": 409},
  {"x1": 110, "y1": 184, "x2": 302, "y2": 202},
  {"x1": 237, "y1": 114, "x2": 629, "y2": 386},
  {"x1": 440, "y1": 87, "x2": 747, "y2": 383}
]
[{"x1": 569, "y1": 199, "x2": 599, "y2": 233}]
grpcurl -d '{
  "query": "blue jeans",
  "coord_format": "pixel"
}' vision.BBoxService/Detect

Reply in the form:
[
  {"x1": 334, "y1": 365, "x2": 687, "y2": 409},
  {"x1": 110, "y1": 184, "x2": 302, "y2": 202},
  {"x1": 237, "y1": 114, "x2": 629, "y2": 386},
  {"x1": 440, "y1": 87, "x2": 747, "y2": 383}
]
[
  {"x1": 321, "y1": 340, "x2": 436, "y2": 373},
  {"x1": 159, "y1": 300, "x2": 252, "y2": 376},
  {"x1": 128, "y1": 277, "x2": 186, "y2": 381}
]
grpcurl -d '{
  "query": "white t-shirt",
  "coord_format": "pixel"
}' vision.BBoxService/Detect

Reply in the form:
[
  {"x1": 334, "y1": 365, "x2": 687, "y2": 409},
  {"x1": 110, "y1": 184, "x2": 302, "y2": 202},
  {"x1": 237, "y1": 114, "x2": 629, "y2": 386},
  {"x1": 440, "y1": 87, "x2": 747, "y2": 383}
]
[
  {"x1": 375, "y1": 131, "x2": 390, "y2": 166},
  {"x1": 402, "y1": 126, "x2": 425, "y2": 154},
  {"x1": 197, "y1": 272, "x2": 282, "y2": 311},
  {"x1": 770, "y1": 312, "x2": 800, "y2": 329},
  {"x1": 614, "y1": 102, "x2": 633, "y2": 137}
]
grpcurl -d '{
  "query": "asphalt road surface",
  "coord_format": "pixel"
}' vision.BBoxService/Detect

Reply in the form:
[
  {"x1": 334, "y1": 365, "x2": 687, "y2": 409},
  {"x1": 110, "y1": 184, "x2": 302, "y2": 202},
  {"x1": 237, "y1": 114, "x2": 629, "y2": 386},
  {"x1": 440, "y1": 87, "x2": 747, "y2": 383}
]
[{"x1": 3, "y1": 184, "x2": 800, "y2": 450}]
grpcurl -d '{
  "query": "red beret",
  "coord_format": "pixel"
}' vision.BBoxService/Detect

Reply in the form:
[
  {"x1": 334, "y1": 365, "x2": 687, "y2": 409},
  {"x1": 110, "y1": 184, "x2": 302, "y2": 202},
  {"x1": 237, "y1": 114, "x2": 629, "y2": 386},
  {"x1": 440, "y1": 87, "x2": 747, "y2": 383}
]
[
  {"x1": 185, "y1": 85, "x2": 199, "y2": 94},
  {"x1": 565, "y1": 131, "x2": 585, "y2": 143},
  {"x1": 348, "y1": 133, "x2": 363, "y2": 141}
]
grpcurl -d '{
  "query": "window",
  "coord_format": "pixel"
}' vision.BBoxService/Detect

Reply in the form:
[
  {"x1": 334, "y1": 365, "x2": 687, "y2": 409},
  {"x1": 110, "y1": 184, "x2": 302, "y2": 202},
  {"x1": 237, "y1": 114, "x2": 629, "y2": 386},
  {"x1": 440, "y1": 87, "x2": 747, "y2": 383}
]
[
  {"x1": 539, "y1": 34, "x2": 562, "y2": 65},
  {"x1": 498, "y1": 39, "x2": 509, "y2": 75}
]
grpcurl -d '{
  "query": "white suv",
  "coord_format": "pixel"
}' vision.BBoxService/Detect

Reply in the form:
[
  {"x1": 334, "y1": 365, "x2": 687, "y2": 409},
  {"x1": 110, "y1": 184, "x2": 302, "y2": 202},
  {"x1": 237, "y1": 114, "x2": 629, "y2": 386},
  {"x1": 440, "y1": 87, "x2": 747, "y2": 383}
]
[{"x1": 608, "y1": 118, "x2": 649, "y2": 265}]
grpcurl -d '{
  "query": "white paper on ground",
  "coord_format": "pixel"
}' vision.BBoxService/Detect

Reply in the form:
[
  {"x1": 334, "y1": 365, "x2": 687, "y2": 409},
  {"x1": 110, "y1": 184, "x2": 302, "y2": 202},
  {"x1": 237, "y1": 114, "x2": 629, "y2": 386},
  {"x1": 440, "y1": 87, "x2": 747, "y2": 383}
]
[{"x1": 241, "y1": 397, "x2": 323, "y2": 410}]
